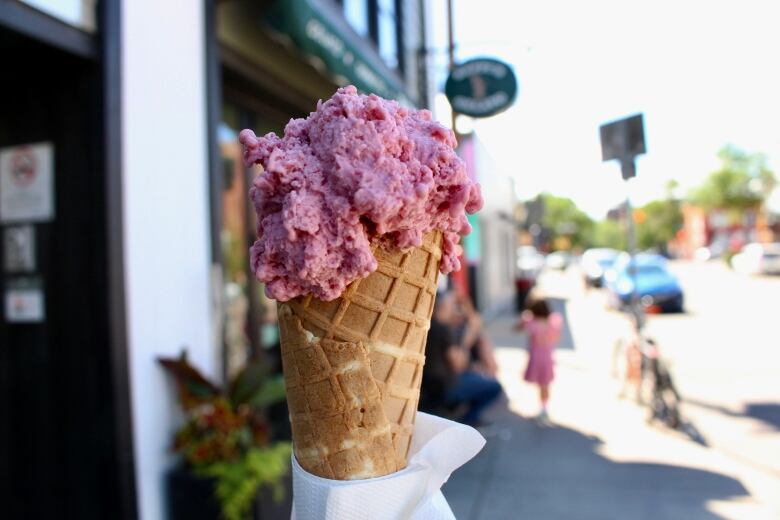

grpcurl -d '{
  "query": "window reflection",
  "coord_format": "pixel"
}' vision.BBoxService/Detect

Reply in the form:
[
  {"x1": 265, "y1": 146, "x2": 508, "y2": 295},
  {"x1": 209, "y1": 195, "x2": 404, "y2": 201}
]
[
  {"x1": 343, "y1": 0, "x2": 400, "y2": 72},
  {"x1": 245, "y1": 116, "x2": 280, "y2": 360},
  {"x1": 218, "y1": 105, "x2": 282, "y2": 378},
  {"x1": 343, "y1": 0, "x2": 369, "y2": 36},
  {"x1": 219, "y1": 105, "x2": 251, "y2": 378},
  {"x1": 378, "y1": 0, "x2": 399, "y2": 70}
]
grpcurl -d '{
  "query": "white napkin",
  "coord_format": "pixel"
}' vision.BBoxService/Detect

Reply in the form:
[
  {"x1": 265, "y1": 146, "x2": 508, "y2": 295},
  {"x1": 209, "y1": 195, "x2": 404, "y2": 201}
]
[{"x1": 290, "y1": 412, "x2": 486, "y2": 520}]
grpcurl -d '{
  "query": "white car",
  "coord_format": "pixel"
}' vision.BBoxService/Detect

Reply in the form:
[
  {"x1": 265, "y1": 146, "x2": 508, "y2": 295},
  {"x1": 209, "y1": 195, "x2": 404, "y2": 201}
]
[
  {"x1": 546, "y1": 251, "x2": 572, "y2": 270},
  {"x1": 581, "y1": 248, "x2": 620, "y2": 287},
  {"x1": 516, "y1": 246, "x2": 546, "y2": 277},
  {"x1": 515, "y1": 246, "x2": 545, "y2": 311},
  {"x1": 731, "y1": 243, "x2": 780, "y2": 275}
]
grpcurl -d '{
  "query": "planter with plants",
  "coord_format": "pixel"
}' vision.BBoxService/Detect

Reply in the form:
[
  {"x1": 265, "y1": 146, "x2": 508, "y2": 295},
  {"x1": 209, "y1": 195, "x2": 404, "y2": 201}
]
[{"x1": 159, "y1": 352, "x2": 291, "y2": 520}]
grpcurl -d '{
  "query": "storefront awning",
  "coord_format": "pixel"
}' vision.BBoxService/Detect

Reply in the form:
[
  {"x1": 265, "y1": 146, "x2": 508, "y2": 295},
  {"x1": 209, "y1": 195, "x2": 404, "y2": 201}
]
[{"x1": 264, "y1": 0, "x2": 413, "y2": 105}]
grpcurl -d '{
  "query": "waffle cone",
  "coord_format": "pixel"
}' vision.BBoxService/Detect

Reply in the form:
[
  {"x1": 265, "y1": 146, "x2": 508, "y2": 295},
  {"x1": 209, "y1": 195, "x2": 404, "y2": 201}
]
[{"x1": 278, "y1": 230, "x2": 442, "y2": 479}]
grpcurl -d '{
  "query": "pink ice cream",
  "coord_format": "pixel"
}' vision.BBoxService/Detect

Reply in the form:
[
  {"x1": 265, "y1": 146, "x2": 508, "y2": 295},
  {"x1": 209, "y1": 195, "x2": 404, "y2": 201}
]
[{"x1": 240, "y1": 86, "x2": 483, "y2": 302}]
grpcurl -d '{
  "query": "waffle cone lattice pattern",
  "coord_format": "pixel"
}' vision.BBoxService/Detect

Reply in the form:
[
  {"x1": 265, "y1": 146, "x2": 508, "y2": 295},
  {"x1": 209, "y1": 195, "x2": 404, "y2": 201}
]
[
  {"x1": 285, "y1": 230, "x2": 442, "y2": 474},
  {"x1": 277, "y1": 306, "x2": 397, "y2": 479}
]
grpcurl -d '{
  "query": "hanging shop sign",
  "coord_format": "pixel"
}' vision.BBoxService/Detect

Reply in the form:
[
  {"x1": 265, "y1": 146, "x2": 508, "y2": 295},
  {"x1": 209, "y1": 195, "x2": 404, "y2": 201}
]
[
  {"x1": 265, "y1": 0, "x2": 411, "y2": 104},
  {"x1": 0, "y1": 142, "x2": 55, "y2": 223},
  {"x1": 445, "y1": 58, "x2": 518, "y2": 118}
]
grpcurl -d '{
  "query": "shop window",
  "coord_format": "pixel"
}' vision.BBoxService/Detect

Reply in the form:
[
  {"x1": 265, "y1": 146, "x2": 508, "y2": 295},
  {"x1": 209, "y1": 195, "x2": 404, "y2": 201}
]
[
  {"x1": 344, "y1": 0, "x2": 402, "y2": 73},
  {"x1": 20, "y1": 0, "x2": 97, "y2": 32},
  {"x1": 377, "y1": 0, "x2": 399, "y2": 70},
  {"x1": 218, "y1": 106, "x2": 250, "y2": 378},
  {"x1": 244, "y1": 115, "x2": 281, "y2": 357},
  {"x1": 218, "y1": 105, "x2": 280, "y2": 378},
  {"x1": 343, "y1": 0, "x2": 369, "y2": 37}
]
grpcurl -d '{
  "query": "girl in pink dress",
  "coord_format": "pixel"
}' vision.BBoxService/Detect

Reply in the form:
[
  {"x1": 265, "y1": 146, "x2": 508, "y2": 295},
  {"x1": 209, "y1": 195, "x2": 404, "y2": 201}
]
[{"x1": 518, "y1": 299, "x2": 562, "y2": 422}]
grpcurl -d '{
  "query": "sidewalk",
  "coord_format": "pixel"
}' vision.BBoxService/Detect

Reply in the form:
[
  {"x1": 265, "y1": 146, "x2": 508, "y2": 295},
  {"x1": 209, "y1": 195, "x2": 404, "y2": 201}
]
[{"x1": 442, "y1": 306, "x2": 777, "y2": 519}]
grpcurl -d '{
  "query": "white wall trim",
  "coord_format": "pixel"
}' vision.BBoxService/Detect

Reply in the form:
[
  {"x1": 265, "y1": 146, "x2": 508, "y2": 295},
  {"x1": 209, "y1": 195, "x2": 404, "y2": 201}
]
[{"x1": 121, "y1": 1, "x2": 215, "y2": 518}]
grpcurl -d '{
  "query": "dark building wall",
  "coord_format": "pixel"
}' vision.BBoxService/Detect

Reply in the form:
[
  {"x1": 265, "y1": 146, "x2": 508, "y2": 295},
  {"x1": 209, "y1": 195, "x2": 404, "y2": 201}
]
[{"x1": 0, "y1": 24, "x2": 124, "y2": 520}]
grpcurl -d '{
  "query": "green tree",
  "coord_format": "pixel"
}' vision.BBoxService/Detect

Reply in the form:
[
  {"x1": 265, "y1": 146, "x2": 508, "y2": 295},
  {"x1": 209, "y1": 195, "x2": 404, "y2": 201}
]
[
  {"x1": 635, "y1": 199, "x2": 682, "y2": 251},
  {"x1": 665, "y1": 179, "x2": 680, "y2": 199},
  {"x1": 591, "y1": 219, "x2": 626, "y2": 250},
  {"x1": 537, "y1": 193, "x2": 594, "y2": 250},
  {"x1": 690, "y1": 145, "x2": 776, "y2": 211}
]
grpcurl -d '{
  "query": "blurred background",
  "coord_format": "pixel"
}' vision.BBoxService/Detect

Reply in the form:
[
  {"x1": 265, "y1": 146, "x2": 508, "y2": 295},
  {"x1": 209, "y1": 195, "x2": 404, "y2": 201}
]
[{"x1": 0, "y1": 0, "x2": 778, "y2": 519}]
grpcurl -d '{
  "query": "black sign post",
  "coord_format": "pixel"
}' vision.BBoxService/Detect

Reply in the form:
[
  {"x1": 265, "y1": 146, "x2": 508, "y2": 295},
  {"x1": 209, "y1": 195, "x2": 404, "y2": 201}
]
[
  {"x1": 600, "y1": 114, "x2": 645, "y2": 179},
  {"x1": 599, "y1": 114, "x2": 646, "y2": 323}
]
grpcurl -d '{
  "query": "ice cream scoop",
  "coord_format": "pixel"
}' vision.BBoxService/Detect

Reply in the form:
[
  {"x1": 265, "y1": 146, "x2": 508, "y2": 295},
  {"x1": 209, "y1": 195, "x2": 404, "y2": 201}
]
[{"x1": 240, "y1": 85, "x2": 483, "y2": 302}]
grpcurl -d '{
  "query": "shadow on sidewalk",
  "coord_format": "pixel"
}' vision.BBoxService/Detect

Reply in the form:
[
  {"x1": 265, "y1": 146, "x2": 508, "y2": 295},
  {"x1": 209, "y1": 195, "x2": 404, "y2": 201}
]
[
  {"x1": 444, "y1": 407, "x2": 750, "y2": 520},
  {"x1": 486, "y1": 297, "x2": 575, "y2": 351},
  {"x1": 686, "y1": 398, "x2": 780, "y2": 433}
]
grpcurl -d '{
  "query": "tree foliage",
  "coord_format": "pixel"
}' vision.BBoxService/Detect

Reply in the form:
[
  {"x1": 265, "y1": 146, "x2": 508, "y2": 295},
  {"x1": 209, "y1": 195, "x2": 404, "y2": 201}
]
[
  {"x1": 519, "y1": 146, "x2": 775, "y2": 255},
  {"x1": 636, "y1": 199, "x2": 682, "y2": 252},
  {"x1": 690, "y1": 145, "x2": 776, "y2": 211},
  {"x1": 591, "y1": 219, "x2": 626, "y2": 250},
  {"x1": 537, "y1": 193, "x2": 595, "y2": 249}
]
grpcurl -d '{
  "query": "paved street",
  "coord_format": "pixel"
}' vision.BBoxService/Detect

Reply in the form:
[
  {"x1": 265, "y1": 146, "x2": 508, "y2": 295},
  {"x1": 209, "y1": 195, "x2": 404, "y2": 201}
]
[{"x1": 443, "y1": 261, "x2": 780, "y2": 519}]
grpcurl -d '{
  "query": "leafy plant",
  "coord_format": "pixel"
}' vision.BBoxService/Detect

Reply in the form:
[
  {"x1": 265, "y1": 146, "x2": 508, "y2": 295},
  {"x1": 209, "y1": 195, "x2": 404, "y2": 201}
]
[
  {"x1": 159, "y1": 351, "x2": 291, "y2": 520},
  {"x1": 202, "y1": 444, "x2": 292, "y2": 520}
]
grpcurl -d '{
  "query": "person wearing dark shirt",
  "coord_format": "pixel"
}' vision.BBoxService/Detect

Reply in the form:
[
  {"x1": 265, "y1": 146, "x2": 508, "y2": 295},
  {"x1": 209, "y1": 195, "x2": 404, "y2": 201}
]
[
  {"x1": 421, "y1": 291, "x2": 502, "y2": 426},
  {"x1": 421, "y1": 317, "x2": 456, "y2": 411}
]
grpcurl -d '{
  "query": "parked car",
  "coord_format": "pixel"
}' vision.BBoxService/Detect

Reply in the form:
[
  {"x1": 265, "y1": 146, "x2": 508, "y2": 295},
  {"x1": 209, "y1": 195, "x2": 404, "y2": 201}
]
[
  {"x1": 546, "y1": 251, "x2": 572, "y2": 270},
  {"x1": 581, "y1": 248, "x2": 620, "y2": 287},
  {"x1": 515, "y1": 246, "x2": 545, "y2": 311},
  {"x1": 606, "y1": 254, "x2": 684, "y2": 313},
  {"x1": 731, "y1": 243, "x2": 780, "y2": 275},
  {"x1": 517, "y1": 246, "x2": 546, "y2": 276}
]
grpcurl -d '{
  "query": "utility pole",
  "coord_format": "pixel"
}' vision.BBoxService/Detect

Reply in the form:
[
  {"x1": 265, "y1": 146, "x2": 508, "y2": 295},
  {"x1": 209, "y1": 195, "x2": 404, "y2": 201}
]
[
  {"x1": 600, "y1": 114, "x2": 646, "y2": 327},
  {"x1": 447, "y1": 0, "x2": 459, "y2": 141},
  {"x1": 623, "y1": 168, "x2": 640, "y2": 324}
]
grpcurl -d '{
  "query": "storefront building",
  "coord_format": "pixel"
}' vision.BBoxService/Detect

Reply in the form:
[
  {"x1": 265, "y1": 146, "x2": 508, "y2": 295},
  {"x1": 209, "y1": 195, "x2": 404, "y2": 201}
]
[
  {"x1": 0, "y1": 1, "x2": 429, "y2": 518},
  {"x1": 458, "y1": 134, "x2": 516, "y2": 317}
]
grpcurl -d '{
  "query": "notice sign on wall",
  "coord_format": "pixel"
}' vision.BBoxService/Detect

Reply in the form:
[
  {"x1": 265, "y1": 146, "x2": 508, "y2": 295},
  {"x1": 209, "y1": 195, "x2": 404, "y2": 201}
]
[
  {"x1": 3, "y1": 225, "x2": 36, "y2": 273},
  {"x1": 5, "y1": 277, "x2": 45, "y2": 323},
  {"x1": 0, "y1": 142, "x2": 55, "y2": 223}
]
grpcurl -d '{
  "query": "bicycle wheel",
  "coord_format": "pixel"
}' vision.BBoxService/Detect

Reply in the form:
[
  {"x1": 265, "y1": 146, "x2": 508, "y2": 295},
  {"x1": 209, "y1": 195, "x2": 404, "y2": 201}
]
[
  {"x1": 653, "y1": 360, "x2": 682, "y2": 429},
  {"x1": 659, "y1": 387, "x2": 681, "y2": 428}
]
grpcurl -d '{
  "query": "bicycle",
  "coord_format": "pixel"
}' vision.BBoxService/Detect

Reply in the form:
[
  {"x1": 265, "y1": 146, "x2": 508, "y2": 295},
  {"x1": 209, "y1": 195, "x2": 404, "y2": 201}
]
[{"x1": 611, "y1": 305, "x2": 706, "y2": 445}]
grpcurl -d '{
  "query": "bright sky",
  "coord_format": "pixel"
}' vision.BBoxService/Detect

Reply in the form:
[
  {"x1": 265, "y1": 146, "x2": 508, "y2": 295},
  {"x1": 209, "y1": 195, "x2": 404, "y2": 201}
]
[{"x1": 429, "y1": 0, "x2": 780, "y2": 217}]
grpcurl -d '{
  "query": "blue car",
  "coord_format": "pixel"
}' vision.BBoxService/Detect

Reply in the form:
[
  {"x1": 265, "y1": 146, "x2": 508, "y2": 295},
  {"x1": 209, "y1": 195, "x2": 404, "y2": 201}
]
[{"x1": 607, "y1": 255, "x2": 684, "y2": 313}]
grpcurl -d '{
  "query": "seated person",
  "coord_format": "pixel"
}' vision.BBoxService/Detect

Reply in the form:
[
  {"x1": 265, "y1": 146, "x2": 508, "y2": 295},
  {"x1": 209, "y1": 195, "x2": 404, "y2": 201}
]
[
  {"x1": 421, "y1": 291, "x2": 502, "y2": 426},
  {"x1": 451, "y1": 291, "x2": 499, "y2": 377}
]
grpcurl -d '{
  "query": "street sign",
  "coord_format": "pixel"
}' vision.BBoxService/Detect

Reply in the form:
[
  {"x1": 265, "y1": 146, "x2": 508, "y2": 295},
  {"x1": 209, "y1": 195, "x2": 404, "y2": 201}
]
[
  {"x1": 445, "y1": 58, "x2": 517, "y2": 118},
  {"x1": 599, "y1": 114, "x2": 645, "y2": 179}
]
